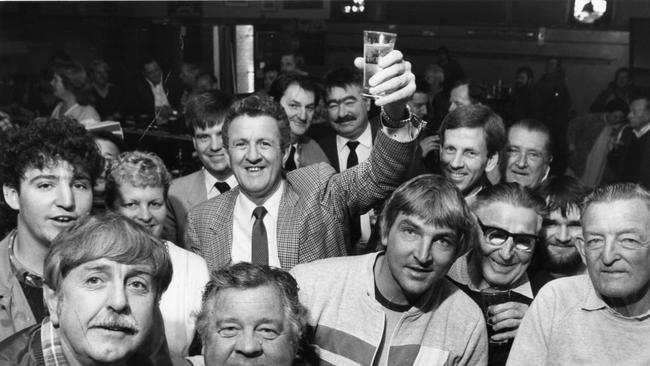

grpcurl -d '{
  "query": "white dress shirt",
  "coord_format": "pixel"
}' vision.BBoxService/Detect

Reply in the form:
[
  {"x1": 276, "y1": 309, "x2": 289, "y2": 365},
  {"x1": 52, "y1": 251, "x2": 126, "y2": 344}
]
[
  {"x1": 203, "y1": 169, "x2": 239, "y2": 200},
  {"x1": 231, "y1": 181, "x2": 284, "y2": 267},
  {"x1": 147, "y1": 79, "x2": 170, "y2": 108},
  {"x1": 335, "y1": 123, "x2": 373, "y2": 243}
]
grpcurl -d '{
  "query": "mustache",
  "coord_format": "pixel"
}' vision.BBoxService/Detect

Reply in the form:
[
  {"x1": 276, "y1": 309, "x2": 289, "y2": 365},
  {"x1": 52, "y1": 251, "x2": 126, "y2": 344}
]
[
  {"x1": 334, "y1": 115, "x2": 357, "y2": 124},
  {"x1": 90, "y1": 316, "x2": 139, "y2": 334}
]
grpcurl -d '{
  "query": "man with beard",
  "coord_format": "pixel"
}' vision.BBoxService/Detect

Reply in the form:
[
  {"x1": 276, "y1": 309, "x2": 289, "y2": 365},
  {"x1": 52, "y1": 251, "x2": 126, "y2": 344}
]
[
  {"x1": 269, "y1": 74, "x2": 330, "y2": 170},
  {"x1": 312, "y1": 67, "x2": 382, "y2": 251},
  {"x1": 529, "y1": 175, "x2": 590, "y2": 294},
  {"x1": 0, "y1": 213, "x2": 173, "y2": 366},
  {"x1": 508, "y1": 183, "x2": 650, "y2": 365}
]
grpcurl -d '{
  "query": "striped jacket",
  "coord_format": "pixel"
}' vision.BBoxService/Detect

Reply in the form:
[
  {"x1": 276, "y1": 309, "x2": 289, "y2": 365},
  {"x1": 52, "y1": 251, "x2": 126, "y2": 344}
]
[{"x1": 291, "y1": 253, "x2": 488, "y2": 366}]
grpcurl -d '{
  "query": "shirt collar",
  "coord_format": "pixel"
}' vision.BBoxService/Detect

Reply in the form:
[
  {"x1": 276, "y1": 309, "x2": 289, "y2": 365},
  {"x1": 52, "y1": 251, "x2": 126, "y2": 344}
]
[
  {"x1": 581, "y1": 274, "x2": 650, "y2": 320},
  {"x1": 633, "y1": 122, "x2": 650, "y2": 138},
  {"x1": 448, "y1": 251, "x2": 534, "y2": 299},
  {"x1": 336, "y1": 122, "x2": 372, "y2": 152},
  {"x1": 203, "y1": 168, "x2": 238, "y2": 194},
  {"x1": 41, "y1": 318, "x2": 69, "y2": 366},
  {"x1": 237, "y1": 180, "x2": 285, "y2": 222}
]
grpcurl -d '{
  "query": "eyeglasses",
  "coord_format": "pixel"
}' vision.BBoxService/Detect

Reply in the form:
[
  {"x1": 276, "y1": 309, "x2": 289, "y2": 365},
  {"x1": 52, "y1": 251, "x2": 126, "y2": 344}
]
[{"x1": 477, "y1": 219, "x2": 538, "y2": 252}]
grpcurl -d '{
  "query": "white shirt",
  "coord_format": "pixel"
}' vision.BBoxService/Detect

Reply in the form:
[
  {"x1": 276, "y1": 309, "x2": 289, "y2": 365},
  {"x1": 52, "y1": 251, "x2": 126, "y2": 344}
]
[
  {"x1": 203, "y1": 169, "x2": 239, "y2": 200},
  {"x1": 147, "y1": 79, "x2": 170, "y2": 108},
  {"x1": 335, "y1": 122, "x2": 373, "y2": 243},
  {"x1": 633, "y1": 122, "x2": 650, "y2": 138},
  {"x1": 231, "y1": 181, "x2": 284, "y2": 267}
]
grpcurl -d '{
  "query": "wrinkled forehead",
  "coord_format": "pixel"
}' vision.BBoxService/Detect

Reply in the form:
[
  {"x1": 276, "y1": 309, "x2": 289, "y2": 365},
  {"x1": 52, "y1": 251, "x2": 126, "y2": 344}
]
[
  {"x1": 327, "y1": 84, "x2": 363, "y2": 100},
  {"x1": 508, "y1": 127, "x2": 550, "y2": 152}
]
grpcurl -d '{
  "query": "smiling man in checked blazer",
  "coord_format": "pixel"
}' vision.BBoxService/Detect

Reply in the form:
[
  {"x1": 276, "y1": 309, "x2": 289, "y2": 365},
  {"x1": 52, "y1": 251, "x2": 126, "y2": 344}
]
[{"x1": 185, "y1": 50, "x2": 422, "y2": 271}]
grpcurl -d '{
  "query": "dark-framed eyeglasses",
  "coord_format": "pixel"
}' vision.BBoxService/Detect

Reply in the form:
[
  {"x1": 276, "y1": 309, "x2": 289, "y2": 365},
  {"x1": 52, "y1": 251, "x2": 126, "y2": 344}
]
[{"x1": 477, "y1": 218, "x2": 538, "y2": 253}]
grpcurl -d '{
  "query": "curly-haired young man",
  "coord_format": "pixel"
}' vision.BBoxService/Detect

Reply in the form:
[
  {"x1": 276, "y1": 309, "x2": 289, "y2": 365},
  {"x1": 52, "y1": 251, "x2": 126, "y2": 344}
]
[{"x1": 0, "y1": 117, "x2": 103, "y2": 342}]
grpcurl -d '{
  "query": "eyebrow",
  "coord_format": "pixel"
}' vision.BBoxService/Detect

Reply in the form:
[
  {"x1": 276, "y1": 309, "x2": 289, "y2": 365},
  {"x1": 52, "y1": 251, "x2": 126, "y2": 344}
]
[{"x1": 326, "y1": 96, "x2": 358, "y2": 104}]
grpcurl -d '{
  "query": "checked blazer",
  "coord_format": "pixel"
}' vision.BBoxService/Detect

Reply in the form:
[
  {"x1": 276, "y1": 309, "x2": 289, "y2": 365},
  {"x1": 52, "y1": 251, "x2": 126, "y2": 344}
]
[
  {"x1": 184, "y1": 130, "x2": 416, "y2": 272},
  {"x1": 163, "y1": 169, "x2": 208, "y2": 248}
]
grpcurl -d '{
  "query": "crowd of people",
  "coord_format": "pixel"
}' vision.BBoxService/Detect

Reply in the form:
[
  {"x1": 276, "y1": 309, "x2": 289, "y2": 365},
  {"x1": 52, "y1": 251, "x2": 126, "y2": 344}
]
[{"x1": 0, "y1": 42, "x2": 650, "y2": 366}]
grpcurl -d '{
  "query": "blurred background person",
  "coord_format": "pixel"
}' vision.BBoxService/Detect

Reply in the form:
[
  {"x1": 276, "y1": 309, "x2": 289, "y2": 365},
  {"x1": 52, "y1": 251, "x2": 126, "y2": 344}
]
[
  {"x1": 88, "y1": 59, "x2": 124, "y2": 121},
  {"x1": 50, "y1": 61, "x2": 100, "y2": 126}
]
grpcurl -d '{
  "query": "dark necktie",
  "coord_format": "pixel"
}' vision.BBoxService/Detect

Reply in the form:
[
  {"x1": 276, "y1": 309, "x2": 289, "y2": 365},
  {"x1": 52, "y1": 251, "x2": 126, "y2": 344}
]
[
  {"x1": 346, "y1": 140, "x2": 361, "y2": 246},
  {"x1": 214, "y1": 181, "x2": 230, "y2": 194},
  {"x1": 251, "y1": 206, "x2": 268, "y2": 265},
  {"x1": 346, "y1": 140, "x2": 360, "y2": 169},
  {"x1": 285, "y1": 144, "x2": 297, "y2": 171}
]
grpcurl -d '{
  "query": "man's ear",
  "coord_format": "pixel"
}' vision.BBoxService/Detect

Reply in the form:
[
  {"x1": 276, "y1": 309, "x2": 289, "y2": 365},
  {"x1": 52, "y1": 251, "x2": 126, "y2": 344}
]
[
  {"x1": 576, "y1": 237, "x2": 587, "y2": 266},
  {"x1": 3, "y1": 184, "x2": 19, "y2": 211},
  {"x1": 44, "y1": 285, "x2": 60, "y2": 326},
  {"x1": 485, "y1": 152, "x2": 500, "y2": 173}
]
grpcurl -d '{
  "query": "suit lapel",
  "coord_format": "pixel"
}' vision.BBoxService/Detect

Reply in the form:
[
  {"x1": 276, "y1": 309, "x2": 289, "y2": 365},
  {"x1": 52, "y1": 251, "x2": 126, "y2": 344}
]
[
  {"x1": 187, "y1": 170, "x2": 208, "y2": 208},
  {"x1": 277, "y1": 182, "x2": 300, "y2": 269},
  {"x1": 209, "y1": 188, "x2": 237, "y2": 269}
]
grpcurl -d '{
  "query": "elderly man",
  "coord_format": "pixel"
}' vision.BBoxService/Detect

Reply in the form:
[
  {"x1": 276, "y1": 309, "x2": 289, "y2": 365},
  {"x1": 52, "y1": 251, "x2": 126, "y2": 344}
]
[
  {"x1": 447, "y1": 182, "x2": 546, "y2": 366},
  {"x1": 164, "y1": 90, "x2": 237, "y2": 247},
  {"x1": 196, "y1": 262, "x2": 308, "y2": 366},
  {"x1": 0, "y1": 117, "x2": 103, "y2": 342},
  {"x1": 186, "y1": 50, "x2": 421, "y2": 271},
  {"x1": 529, "y1": 175, "x2": 590, "y2": 293},
  {"x1": 268, "y1": 73, "x2": 329, "y2": 170},
  {"x1": 291, "y1": 175, "x2": 488, "y2": 365},
  {"x1": 438, "y1": 104, "x2": 506, "y2": 204},
  {"x1": 503, "y1": 119, "x2": 553, "y2": 189},
  {"x1": 508, "y1": 183, "x2": 650, "y2": 365},
  {"x1": 0, "y1": 213, "x2": 173, "y2": 365}
]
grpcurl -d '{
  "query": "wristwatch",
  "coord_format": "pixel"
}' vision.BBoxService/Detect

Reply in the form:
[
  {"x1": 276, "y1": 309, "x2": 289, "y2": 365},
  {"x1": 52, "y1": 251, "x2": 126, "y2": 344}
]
[{"x1": 380, "y1": 105, "x2": 423, "y2": 129}]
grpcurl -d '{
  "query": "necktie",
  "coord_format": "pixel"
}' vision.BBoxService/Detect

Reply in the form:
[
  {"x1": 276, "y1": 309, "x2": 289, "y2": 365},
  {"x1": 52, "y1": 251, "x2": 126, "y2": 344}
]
[
  {"x1": 285, "y1": 144, "x2": 297, "y2": 171},
  {"x1": 251, "y1": 206, "x2": 268, "y2": 265},
  {"x1": 345, "y1": 140, "x2": 361, "y2": 246},
  {"x1": 214, "y1": 181, "x2": 230, "y2": 194},
  {"x1": 346, "y1": 140, "x2": 360, "y2": 169}
]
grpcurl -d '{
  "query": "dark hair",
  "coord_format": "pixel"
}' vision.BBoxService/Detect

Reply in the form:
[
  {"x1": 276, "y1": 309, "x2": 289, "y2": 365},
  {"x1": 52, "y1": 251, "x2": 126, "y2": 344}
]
[
  {"x1": 281, "y1": 50, "x2": 305, "y2": 69},
  {"x1": 472, "y1": 182, "x2": 548, "y2": 218},
  {"x1": 452, "y1": 79, "x2": 487, "y2": 105},
  {"x1": 604, "y1": 98, "x2": 630, "y2": 115},
  {"x1": 44, "y1": 212, "x2": 173, "y2": 299},
  {"x1": 222, "y1": 95, "x2": 291, "y2": 151},
  {"x1": 582, "y1": 183, "x2": 650, "y2": 218},
  {"x1": 535, "y1": 175, "x2": 590, "y2": 217},
  {"x1": 185, "y1": 90, "x2": 234, "y2": 131},
  {"x1": 323, "y1": 67, "x2": 363, "y2": 93},
  {"x1": 105, "y1": 151, "x2": 172, "y2": 209},
  {"x1": 509, "y1": 119, "x2": 554, "y2": 158},
  {"x1": 269, "y1": 74, "x2": 322, "y2": 105},
  {"x1": 196, "y1": 262, "x2": 308, "y2": 347},
  {"x1": 439, "y1": 104, "x2": 506, "y2": 157},
  {"x1": 516, "y1": 66, "x2": 534, "y2": 81},
  {"x1": 52, "y1": 61, "x2": 94, "y2": 106},
  {"x1": 0, "y1": 117, "x2": 103, "y2": 191},
  {"x1": 380, "y1": 174, "x2": 477, "y2": 257},
  {"x1": 91, "y1": 130, "x2": 127, "y2": 154}
]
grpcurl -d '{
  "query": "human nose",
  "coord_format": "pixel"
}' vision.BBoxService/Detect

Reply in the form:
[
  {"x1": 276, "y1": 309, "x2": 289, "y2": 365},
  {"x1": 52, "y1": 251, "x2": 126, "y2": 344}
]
[
  {"x1": 600, "y1": 237, "x2": 620, "y2": 265},
  {"x1": 210, "y1": 135, "x2": 222, "y2": 151},
  {"x1": 450, "y1": 151, "x2": 464, "y2": 169},
  {"x1": 298, "y1": 107, "x2": 308, "y2": 121},
  {"x1": 515, "y1": 152, "x2": 528, "y2": 168},
  {"x1": 414, "y1": 238, "x2": 434, "y2": 265},
  {"x1": 558, "y1": 224, "x2": 570, "y2": 242},
  {"x1": 245, "y1": 143, "x2": 262, "y2": 161},
  {"x1": 499, "y1": 237, "x2": 516, "y2": 260},
  {"x1": 235, "y1": 330, "x2": 263, "y2": 357},
  {"x1": 136, "y1": 204, "x2": 153, "y2": 223},
  {"x1": 107, "y1": 281, "x2": 128, "y2": 313},
  {"x1": 55, "y1": 185, "x2": 75, "y2": 210}
]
